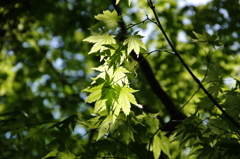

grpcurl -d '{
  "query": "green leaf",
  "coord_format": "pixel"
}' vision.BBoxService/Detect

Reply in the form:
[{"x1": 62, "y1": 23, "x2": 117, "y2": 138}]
[
  {"x1": 153, "y1": 133, "x2": 161, "y2": 159},
  {"x1": 118, "y1": 85, "x2": 139, "y2": 115},
  {"x1": 57, "y1": 150, "x2": 75, "y2": 159},
  {"x1": 25, "y1": 127, "x2": 45, "y2": 147},
  {"x1": 123, "y1": 32, "x2": 147, "y2": 57},
  {"x1": 197, "y1": 97, "x2": 214, "y2": 110},
  {"x1": 95, "y1": 10, "x2": 122, "y2": 30},
  {"x1": 115, "y1": 0, "x2": 120, "y2": 5},
  {"x1": 115, "y1": 0, "x2": 132, "y2": 6},
  {"x1": 97, "y1": 115, "x2": 113, "y2": 140},
  {"x1": 205, "y1": 63, "x2": 222, "y2": 83},
  {"x1": 128, "y1": 0, "x2": 132, "y2": 6},
  {"x1": 83, "y1": 83, "x2": 104, "y2": 103},
  {"x1": 192, "y1": 31, "x2": 221, "y2": 47},
  {"x1": 42, "y1": 150, "x2": 58, "y2": 159},
  {"x1": 103, "y1": 43, "x2": 127, "y2": 68},
  {"x1": 93, "y1": 65, "x2": 129, "y2": 86},
  {"x1": 151, "y1": 131, "x2": 171, "y2": 159},
  {"x1": 222, "y1": 90, "x2": 240, "y2": 118},
  {"x1": 94, "y1": 99, "x2": 107, "y2": 113},
  {"x1": 159, "y1": 132, "x2": 171, "y2": 158},
  {"x1": 207, "y1": 83, "x2": 223, "y2": 97},
  {"x1": 83, "y1": 33, "x2": 116, "y2": 54}
]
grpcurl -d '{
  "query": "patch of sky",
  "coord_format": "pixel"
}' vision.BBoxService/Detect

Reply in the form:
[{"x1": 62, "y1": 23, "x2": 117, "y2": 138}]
[
  {"x1": 41, "y1": 74, "x2": 51, "y2": 85},
  {"x1": 12, "y1": 62, "x2": 22, "y2": 72},
  {"x1": 213, "y1": 24, "x2": 221, "y2": 31},
  {"x1": 178, "y1": 0, "x2": 212, "y2": 8},
  {"x1": 37, "y1": 27, "x2": 44, "y2": 33},
  {"x1": 51, "y1": 82, "x2": 57, "y2": 90},
  {"x1": 219, "y1": 8, "x2": 229, "y2": 19},
  {"x1": 205, "y1": 24, "x2": 214, "y2": 34},
  {"x1": 53, "y1": 58, "x2": 65, "y2": 70},
  {"x1": 77, "y1": 70, "x2": 84, "y2": 77},
  {"x1": 5, "y1": 132, "x2": 11, "y2": 139},
  {"x1": 45, "y1": 51, "x2": 52, "y2": 59},
  {"x1": 182, "y1": 18, "x2": 191, "y2": 25},
  {"x1": 79, "y1": 104, "x2": 88, "y2": 112},
  {"x1": 74, "y1": 53, "x2": 84, "y2": 61},
  {"x1": 73, "y1": 125, "x2": 87, "y2": 138},
  {"x1": 138, "y1": 23, "x2": 156, "y2": 44},
  {"x1": 50, "y1": 36, "x2": 64, "y2": 49},
  {"x1": 184, "y1": 147, "x2": 191, "y2": 155},
  {"x1": 178, "y1": 31, "x2": 188, "y2": 43},
  {"x1": 38, "y1": 38, "x2": 50, "y2": 46},
  {"x1": 30, "y1": 81, "x2": 39, "y2": 93},
  {"x1": 6, "y1": 50, "x2": 14, "y2": 55},
  {"x1": 185, "y1": 9, "x2": 196, "y2": 16},
  {"x1": 80, "y1": 92, "x2": 87, "y2": 101},
  {"x1": 28, "y1": 74, "x2": 51, "y2": 93},
  {"x1": 67, "y1": 3, "x2": 74, "y2": 10},
  {"x1": 62, "y1": 50, "x2": 72, "y2": 59},
  {"x1": 230, "y1": 41, "x2": 240, "y2": 51},
  {"x1": 224, "y1": 77, "x2": 236, "y2": 88},
  {"x1": 58, "y1": 92, "x2": 64, "y2": 98},
  {"x1": 64, "y1": 70, "x2": 79, "y2": 77},
  {"x1": 232, "y1": 32, "x2": 238, "y2": 39},
  {"x1": 52, "y1": 105, "x2": 61, "y2": 119},
  {"x1": 43, "y1": 99, "x2": 50, "y2": 107},
  {"x1": 22, "y1": 41, "x2": 29, "y2": 48}
]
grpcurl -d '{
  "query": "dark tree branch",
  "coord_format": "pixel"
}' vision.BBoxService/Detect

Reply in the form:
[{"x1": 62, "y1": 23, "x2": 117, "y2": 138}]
[
  {"x1": 131, "y1": 53, "x2": 186, "y2": 120},
  {"x1": 147, "y1": 0, "x2": 240, "y2": 129},
  {"x1": 112, "y1": 0, "x2": 186, "y2": 134}
]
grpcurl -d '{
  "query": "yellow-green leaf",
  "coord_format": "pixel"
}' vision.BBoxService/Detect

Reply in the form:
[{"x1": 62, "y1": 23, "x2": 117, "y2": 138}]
[
  {"x1": 83, "y1": 33, "x2": 116, "y2": 54},
  {"x1": 153, "y1": 133, "x2": 161, "y2": 159},
  {"x1": 123, "y1": 34, "x2": 146, "y2": 57},
  {"x1": 95, "y1": 10, "x2": 122, "y2": 30},
  {"x1": 118, "y1": 85, "x2": 139, "y2": 115},
  {"x1": 97, "y1": 115, "x2": 113, "y2": 140},
  {"x1": 83, "y1": 84, "x2": 104, "y2": 103}
]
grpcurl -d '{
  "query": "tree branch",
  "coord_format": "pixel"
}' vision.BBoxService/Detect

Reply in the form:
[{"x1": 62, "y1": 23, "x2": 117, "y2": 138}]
[
  {"x1": 112, "y1": 0, "x2": 186, "y2": 134},
  {"x1": 147, "y1": 0, "x2": 240, "y2": 129}
]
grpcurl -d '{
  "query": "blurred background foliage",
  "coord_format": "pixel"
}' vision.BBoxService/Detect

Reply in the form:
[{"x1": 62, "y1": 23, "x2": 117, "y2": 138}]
[{"x1": 0, "y1": 0, "x2": 239, "y2": 158}]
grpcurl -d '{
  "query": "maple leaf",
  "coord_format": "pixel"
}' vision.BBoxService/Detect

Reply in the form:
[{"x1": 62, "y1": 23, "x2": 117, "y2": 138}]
[
  {"x1": 97, "y1": 115, "x2": 113, "y2": 140},
  {"x1": 83, "y1": 33, "x2": 116, "y2": 54},
  {"x1": 192, "y1": 31, "x2": 221, "y2": 47},
  {"x1": 82, "y1": 83, "x2": 104, "y2": 103},
  {"x1": 103, "y1": 43, "x2": 127, "y2": 68},
  {"x1": 93, "y1": 65, "x2": 129, "y2": 86},
  {"x1": 118, "y1": 85, "x2": 139, "y2": 115},
  {"x1": 153, "y1": 133, "x2": 161, "y2": 159},
  {"x1": 123, "y1": 32, "x2": 147, "y2": 57},
  {"x1": 205, "y1": 63, "x2": 222, "y2": 83},
  {"x1": 115, "y1": 0, "x2": 132, "y2": 6},
  {"x1": 95, "y1": 10, "x2": 122, "y2": 30}
]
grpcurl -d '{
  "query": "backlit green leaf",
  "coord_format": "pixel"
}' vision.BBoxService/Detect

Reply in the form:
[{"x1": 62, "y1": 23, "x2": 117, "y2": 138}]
[
  {"x1": 118, "y1": 85, "x2": 139, "y2": 115},
  {"x1": 123, "y1": 33, "x2": 147, "y2": 57},
  {"x1": 83, "y1": 33, "x2": 116, "y2": 54},
  {"x1": 95, "y1": 10, "x2": 122, "y2": 30},
  {"x1": 115, "y1": 0, "x2": 132, "y2": 6},
  {"x1": 83, "y1": 84, "x2": 104, "y2": 103},
  {"x1": 97, "y1": 115, "x2": 113, "y2": 140},
  {"x1": 153, "y1": 133, "x2": 161, "y2": 159}
]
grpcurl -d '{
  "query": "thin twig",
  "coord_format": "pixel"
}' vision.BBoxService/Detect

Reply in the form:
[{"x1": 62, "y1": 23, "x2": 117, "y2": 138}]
[{"x1": 147, "y1": 0, "x2": 240, "y2": 130}]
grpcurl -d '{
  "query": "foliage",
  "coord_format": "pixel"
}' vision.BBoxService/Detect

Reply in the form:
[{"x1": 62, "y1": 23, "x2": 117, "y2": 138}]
[{"x1": 1, "y1": 0, "x2": 240, "y2": 159}]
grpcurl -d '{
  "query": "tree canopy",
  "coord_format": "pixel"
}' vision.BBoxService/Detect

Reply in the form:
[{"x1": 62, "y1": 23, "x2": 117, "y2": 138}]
[{"x1": 1, "y1": 0, "x2": 240, "y2": 158}]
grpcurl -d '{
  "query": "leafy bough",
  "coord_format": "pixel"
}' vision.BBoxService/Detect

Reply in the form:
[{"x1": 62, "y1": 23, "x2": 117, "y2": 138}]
[{"x1": 83, "y1": 9, "x2": 144, "y2": 140}]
